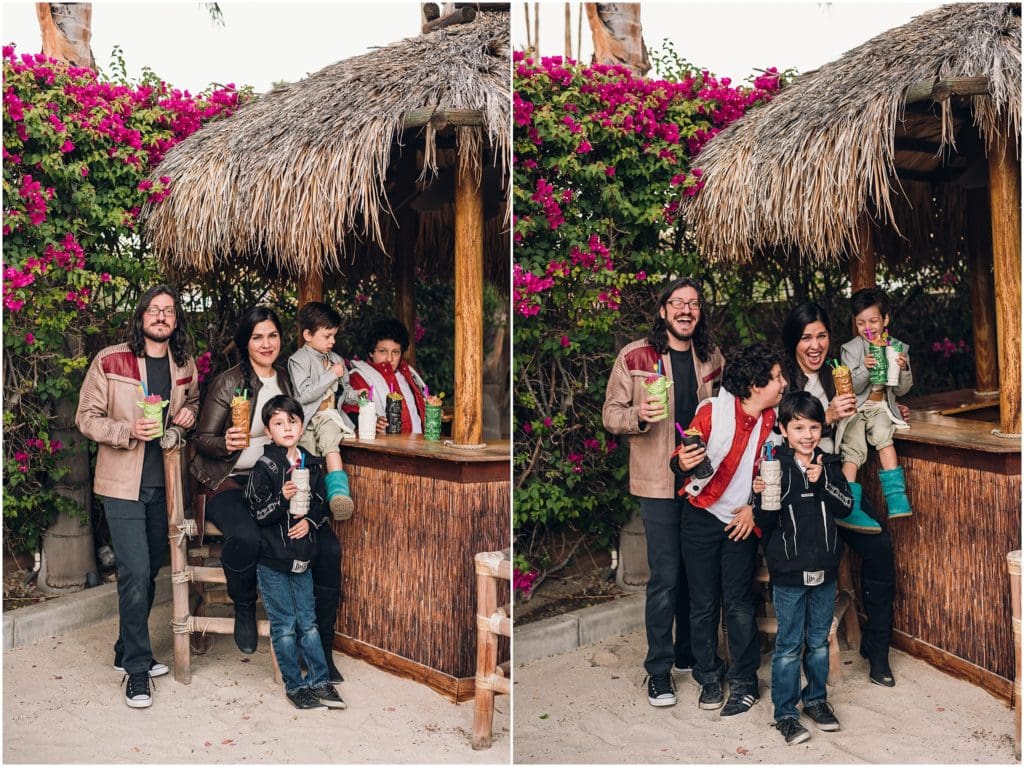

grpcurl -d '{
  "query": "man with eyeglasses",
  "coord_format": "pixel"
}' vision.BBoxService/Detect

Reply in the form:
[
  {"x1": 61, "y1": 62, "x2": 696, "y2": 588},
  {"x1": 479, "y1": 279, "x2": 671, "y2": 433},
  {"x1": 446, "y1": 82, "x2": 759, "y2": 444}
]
[
  {"x1": 602, "y1": 276, "x2": 724, "y2": 708},
  {"x1": 76, "y1": 285, "x2": 200, "y2": 709}
]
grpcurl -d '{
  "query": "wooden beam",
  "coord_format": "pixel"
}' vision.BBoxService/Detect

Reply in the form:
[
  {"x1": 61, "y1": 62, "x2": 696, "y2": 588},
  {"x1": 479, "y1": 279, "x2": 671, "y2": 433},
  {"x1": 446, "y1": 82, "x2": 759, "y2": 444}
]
[
  {"x1": 850, "y1": 214, "x2": 876, "y2": 293},
  {"x1": 396, "y1": 206, "x2": 418, "y2": 366},
  {"x1": 403, "y1": 107, "x2": 486, "y2": 131},
  {"x1": 966, "y1": 187, "x2": 1000, "y2": 394},
  {"x1": 422, "y1": 2, "x2": 440, "y2": 21},
  {"x1": 904, "y1": 76, "x2": 990, "y2": 106},
  {"x1": 988, "y1": 135, "x2": 1022, "y2": 435},
  {"x1": 422, "y1": 5, "x2": 476, "y2": 33},
  {"x1": 296, "y1": 270, "x2": 323, "y2": 345},
  {"x1": 454, "y1": 140, "x2": 485, "y2": 445}
]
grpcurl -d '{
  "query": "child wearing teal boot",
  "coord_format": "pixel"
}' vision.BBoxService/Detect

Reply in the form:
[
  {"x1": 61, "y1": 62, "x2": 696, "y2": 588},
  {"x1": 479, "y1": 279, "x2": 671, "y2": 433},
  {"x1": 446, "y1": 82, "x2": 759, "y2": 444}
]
[
  {"x1": 288, "y1": 302, "x2": 358, "y2": 521},
  {"x1": 836, "y1": 288, "x2": 913, "y2": 529}
]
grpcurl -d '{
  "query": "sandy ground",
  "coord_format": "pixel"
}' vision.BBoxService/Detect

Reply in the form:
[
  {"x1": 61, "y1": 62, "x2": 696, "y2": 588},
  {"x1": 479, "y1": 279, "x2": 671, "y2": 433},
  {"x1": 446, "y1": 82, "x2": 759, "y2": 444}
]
[
  {"x1": 3, "y1": 601, "x2": 509, "y2": 764},
  {"x1": 513, "y1": 628, "x2": 1017, "y2": 764}
]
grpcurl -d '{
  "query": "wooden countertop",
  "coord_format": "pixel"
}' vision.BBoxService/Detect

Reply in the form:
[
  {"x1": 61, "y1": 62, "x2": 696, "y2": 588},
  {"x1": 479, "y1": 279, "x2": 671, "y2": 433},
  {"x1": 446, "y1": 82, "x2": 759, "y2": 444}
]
[
  {"x1": 339, "y1": 434, "x2": 511, "y2": 462},
  {"x1": 896, "y1": 389, "x2": 1019, "y2": 454}
]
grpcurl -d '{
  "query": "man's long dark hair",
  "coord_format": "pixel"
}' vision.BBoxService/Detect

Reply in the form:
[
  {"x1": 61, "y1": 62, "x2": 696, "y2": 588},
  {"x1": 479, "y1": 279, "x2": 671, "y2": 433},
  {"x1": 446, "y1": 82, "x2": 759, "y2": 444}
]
[
  {"x1": 128, "y1": 284, "x2": 192, "y2": 367},
  {"x1": 234, "y1": 306, "x2": 284, "y2": 401},
  {"x1": 646, "y1": 276, "x2": 715, "y2": 362},
  {"x1": 780, "y1": 301, "x2": 835, "y2": 399}
]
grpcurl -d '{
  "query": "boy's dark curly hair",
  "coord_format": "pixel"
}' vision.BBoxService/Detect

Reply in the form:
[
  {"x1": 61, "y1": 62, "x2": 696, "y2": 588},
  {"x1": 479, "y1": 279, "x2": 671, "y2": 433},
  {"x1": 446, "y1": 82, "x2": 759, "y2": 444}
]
[
  {"x1": 721, "y1": 342, "x2": 784, "y2": 399},
  {"x1": 364, "y1": 318, "x2": 410, "y2": 355}
]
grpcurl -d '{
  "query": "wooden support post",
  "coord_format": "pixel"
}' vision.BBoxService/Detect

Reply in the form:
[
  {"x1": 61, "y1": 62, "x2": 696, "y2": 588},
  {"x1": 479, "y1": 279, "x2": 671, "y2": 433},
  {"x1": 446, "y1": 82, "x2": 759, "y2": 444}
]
[
  {"x1": 162, "y1": 444, "x2": 192, "y2": 684},
  {"x1": 396, "y1": 207, "x2": 419, "y2": 366},
  {"x1": 296, "y1": 270, "x2": 324, "y2": 346},
  {"x1": 966, "y1": 187, "x2": 1000, "y2": 394},
  {"x1": 850, "y1": 214, "x2": 877, "y2": 293},
  {"x1": 454, "y1": 136, "x2": 484, "y2": 445},
  {"x1": 988, "y1": 136, "x2": 1021, "y2": 435},
  {"x1": 472, "y1": 552, "x2": 506, "y2": 750}
]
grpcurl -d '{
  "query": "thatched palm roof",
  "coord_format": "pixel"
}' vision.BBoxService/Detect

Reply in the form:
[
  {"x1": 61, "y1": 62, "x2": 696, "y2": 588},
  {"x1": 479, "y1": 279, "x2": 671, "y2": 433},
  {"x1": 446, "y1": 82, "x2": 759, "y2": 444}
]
[
  {"x1": 684, "y1": 3, "x2": 1020, "y2": 265},
  {"x1": 143, "y1": 11, "x2": 510, "y2": 281}
]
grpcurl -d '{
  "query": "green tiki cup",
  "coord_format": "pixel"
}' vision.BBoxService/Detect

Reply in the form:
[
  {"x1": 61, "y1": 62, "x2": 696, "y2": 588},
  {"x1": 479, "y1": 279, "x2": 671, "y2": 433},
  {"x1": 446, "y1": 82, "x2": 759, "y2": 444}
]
[
  {"x1": 868, "y1": 343, "x2": 889, "y2": 385},
  {"x1": 424, "y1": 403, "x2": 442, "y2": 441},
  {"x1": 138, "y1": 400, "x2": 169, "y2": 438},
  {"x1": 641, "y1": 376, "x2": 671, "y2": 422}
]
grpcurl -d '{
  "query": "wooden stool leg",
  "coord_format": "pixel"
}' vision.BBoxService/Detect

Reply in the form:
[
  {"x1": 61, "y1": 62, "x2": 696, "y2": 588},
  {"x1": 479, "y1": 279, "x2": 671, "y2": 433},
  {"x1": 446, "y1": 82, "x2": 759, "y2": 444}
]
[
  {"x1": 827, "y1": 620, "x2": 843, "y2": 686},
  {"x1": 163, "y1": 445, "x2": 192, "y2": 684},
  {"x1": 473, "y1": 560, "x2": 498, "y2": 750},
  {"x1": 837, "y1": 550, "x2": 862, "y2": 649}
]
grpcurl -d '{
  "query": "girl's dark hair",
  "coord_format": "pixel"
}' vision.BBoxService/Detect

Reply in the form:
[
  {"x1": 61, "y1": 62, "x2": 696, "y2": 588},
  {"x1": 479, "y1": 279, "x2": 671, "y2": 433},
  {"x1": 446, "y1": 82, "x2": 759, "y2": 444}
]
[
  {"x1": 778, "y1": 390, "x2": 826, "y2": 427},
  {"x1": 261, "y1": 394, "x2": 304, "y2": 427},
  {"x1": 646, "y1": 276, "x2": 715, "y2": 362},
  {"x1": 780, "y1": 301, "x2": 835, "y2": 398},
  {"x1": 365, "y1": 318, "x2": 410, "y2": 355},
  {"x1": 128, "y1": 284, "x2": 192, "y2": 367},
  {"x1": 234, "y1": 306, "x2": 284, "y2": 400},
  {"x1": 721, "y1": 342, "x2": 783, "y2": 399}
]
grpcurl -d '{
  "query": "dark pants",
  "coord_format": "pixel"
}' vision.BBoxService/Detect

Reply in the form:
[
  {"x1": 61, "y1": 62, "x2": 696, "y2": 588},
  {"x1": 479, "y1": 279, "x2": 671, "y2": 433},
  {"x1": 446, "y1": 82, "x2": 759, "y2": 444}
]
[
  {"x1": 641, "y1": 497, "x2": 693, "y2": 675},
  {"x1": 104, "y1": 487, "x2": 169, "y2": 674},
  {"x1": 680, "y1": 499, "x2": 759, "y2": 690},
  {"x1": 206, "y1": 486, "x2": 342, "y2": 640},
  {"x1": 838, "y1": 525, "x2": 896, "y2": 661}
]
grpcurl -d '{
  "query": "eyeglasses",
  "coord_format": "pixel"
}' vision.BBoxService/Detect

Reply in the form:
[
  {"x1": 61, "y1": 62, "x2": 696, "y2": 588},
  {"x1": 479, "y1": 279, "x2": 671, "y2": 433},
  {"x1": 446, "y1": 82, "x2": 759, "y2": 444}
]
[
  {"x1": 665, "y1": 298, "x2": 702, "y2": 310},
  {"x1": 144, "y1": 306, "x2": 176, "y2": 317}
]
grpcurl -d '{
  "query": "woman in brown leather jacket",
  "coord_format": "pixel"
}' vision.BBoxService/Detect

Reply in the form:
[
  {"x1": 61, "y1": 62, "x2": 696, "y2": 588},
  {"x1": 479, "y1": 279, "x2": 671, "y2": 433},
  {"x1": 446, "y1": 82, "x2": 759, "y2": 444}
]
[{"x1": 192, "y1": 306, "x2": 344, "y2": 683}]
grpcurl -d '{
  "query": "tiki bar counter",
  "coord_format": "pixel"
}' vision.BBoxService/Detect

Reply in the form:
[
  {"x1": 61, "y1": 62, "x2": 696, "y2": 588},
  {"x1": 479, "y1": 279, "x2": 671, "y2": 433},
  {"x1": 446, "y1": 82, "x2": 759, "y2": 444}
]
[
  {"x1": 681, "y1": 4, "x2": 1022, "y2": 703},
  {"x1": 862, "y1": 394, "x2": 1021, "y2": 701},
  {"x1": 333, "y1": 436, "x2": 510, "y2": 701}
]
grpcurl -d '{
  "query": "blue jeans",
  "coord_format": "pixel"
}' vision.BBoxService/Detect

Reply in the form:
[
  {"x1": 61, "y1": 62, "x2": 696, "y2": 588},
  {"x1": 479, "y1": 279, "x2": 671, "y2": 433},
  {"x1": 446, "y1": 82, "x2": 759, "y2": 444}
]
[
  {"x1": 770, "y1": 580, "x2": 837, "y2": 721},
  {"x1": 103, "y1": 487, "x2": 169, "y2": 674},
  {"x1": 256, "y1": 564, "x2": 328, "y2": 693},
  {"x1": 680, "y1": 500, "x2": 760, "y2": 689}
]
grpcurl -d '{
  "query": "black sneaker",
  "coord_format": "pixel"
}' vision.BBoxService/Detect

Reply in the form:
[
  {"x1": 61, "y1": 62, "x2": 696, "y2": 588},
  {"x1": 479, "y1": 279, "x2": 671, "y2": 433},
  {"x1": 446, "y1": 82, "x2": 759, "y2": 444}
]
[
  {"x1": 312, "y1": 683, "x2": 347, "y2": 709},
  {"x1": 114, "y1": 657, "x2": 169, "y2": 678},
  {"x1": 803, "y1": 699, "x2": 841, "y2": 731},
  {"x1": 697, "y1": 680, "x2": 724, "y2": 710},
  {"x1": 646, "y1": 672, "x2": 676, "y2": 707},
  {"x1": 286, "y1": 687, "x2": 326, "y2": 710},
  {"x1": 775, "y1": 717, "x2": 811, "y2": 745},
  {"x1": 720, "y1": 686, "x2": 759, "y2": 716},
  {"x1": 122, "y1": 671, "x2": 153, "y2": 709}
]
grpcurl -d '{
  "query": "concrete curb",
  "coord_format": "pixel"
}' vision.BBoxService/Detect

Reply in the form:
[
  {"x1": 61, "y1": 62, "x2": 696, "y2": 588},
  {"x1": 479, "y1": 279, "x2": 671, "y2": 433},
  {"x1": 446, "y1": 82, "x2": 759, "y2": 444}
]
[
  {"x1": 3, "y1": 566, "x2": 172, "y2": 650},
  {"x1": 514, "y1": 592, "x2": 645, "y2": 665}
]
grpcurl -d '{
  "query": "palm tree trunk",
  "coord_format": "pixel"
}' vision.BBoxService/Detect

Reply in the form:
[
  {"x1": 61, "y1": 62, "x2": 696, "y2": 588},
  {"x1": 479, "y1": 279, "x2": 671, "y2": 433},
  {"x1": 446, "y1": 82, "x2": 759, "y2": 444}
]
[
  {"x1": 35, "y1": 3, "x2": 95, "y2": 69},
  {"x1": 584, "y1": 2, "x2": 650, "y2": 75}
]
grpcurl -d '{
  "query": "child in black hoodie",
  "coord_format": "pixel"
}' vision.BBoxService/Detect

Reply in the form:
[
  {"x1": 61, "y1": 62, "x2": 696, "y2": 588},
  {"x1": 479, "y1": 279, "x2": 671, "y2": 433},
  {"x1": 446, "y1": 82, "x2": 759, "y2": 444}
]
[
  {"x1": 753, "y1": 391, "x2": 853, "y2": 745},
  {"x1": 244, "y1": 395, "x2": 345, "y2": 711}
]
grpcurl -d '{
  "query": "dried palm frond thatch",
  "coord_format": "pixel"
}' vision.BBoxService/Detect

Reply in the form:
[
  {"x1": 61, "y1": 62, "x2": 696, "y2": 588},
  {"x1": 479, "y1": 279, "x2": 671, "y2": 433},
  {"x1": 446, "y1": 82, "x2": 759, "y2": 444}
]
[
  {"x1": 143, "y1": 11, "x2": 510, "y2": 281},
  {"x1": 684, "y1": 3, "x2": 1020, "y2": 265}
]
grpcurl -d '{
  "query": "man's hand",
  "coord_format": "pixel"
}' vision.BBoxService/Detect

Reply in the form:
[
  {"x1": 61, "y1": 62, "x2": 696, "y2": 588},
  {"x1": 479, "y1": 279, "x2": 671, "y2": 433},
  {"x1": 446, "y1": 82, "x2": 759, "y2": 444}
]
[
  {"x1": 131, "y1": 417, "x2": 160, "y2": 441},
  {"x1": 171, "y1": 408, "x2": 195, "y2": 429},
  {"x1": 288, "y1": 518, "x2": 310, "y2": 538},
  {"x1": 675, "y1": 441, "x2": 706, "y2": 472},
  {"x1": 639, "y1": 395, "x2": 666, "y2": 424},
  {"x1": 725, "y1": 504, "x2": 755, "y2": 541}
]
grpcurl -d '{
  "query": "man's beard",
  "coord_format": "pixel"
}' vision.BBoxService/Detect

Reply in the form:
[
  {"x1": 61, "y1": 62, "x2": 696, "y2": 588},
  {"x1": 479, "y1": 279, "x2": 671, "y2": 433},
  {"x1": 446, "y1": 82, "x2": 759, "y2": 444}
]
[
  {"x1": 143, "y1": 324, "x2": 172, "y2": 343},
  {"x1": 666, "y1": 319, "x2": 696, "y2": 343}
]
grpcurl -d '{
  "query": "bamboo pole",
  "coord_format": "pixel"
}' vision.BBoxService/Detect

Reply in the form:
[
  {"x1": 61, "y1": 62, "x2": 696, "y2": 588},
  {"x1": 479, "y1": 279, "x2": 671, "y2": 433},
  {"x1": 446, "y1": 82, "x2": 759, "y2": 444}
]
[
  {"x1": 966, "y1": 187, "x2": 1000, "y2": 395},
  {"x1": 564, "y1": 3, "x2": 571, "y2": 59},
  {"x1": 454, "y1": 132, "x2": 484, "y2": 445},
  {"x1": 987, "y1": 135, "x2": 1021, "y2": 435},
  {"x1": 162, "y1": 444, "x2": 192, "y2": 684}
]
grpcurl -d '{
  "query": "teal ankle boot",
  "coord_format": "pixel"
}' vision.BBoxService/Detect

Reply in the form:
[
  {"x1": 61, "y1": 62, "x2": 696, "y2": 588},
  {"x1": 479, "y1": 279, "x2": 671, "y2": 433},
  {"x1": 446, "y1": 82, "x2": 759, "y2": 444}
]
[
  {"x1": 326, "y1": 470, "x2": 354, "y2": 521},
  {"x1": 878, "y1": 466, "x2": 911, "y2": 518},
  {"x1": 835, "y1": 481, "x2": 882, "y2": 534}
]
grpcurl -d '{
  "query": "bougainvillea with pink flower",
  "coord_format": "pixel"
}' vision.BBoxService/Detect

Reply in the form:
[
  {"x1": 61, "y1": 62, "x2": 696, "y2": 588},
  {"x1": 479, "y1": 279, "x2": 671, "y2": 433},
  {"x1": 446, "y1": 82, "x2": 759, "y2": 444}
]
[
  {"x1": 512, "y1": 46, "x2": 784, "y2": 572},
  {"x1": 2, "y1": 45, "x2": 250, "y2": 550}
]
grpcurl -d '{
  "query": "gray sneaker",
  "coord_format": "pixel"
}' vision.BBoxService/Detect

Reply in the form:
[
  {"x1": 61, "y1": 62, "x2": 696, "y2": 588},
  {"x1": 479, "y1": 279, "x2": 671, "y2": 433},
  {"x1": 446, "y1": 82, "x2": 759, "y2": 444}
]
[
  {"x1": 287, "y1": 686, "x2": 326, "y2": 710},
  {"x1": 312, "y1": 683, "x2": 348, "y2": 709},
  {"x1": 776, "y1": 717, "x2": 811, "y2": 745}
]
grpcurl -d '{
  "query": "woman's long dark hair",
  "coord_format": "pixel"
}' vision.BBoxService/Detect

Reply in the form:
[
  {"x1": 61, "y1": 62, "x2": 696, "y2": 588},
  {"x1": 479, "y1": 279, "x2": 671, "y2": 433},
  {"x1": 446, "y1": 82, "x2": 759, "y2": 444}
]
[
  {"x1": 128, "y1": 284, "x2": 192, "y2": 367},
  {"x1": 780, "y1": 301, "x2": 834, "y2": 397},
  {"x1": 233, "y1": 306, "x2": 284, "y2": 400},
  {"x1": 646, "y1": 276, "x2": 715, "y2": 362}
]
